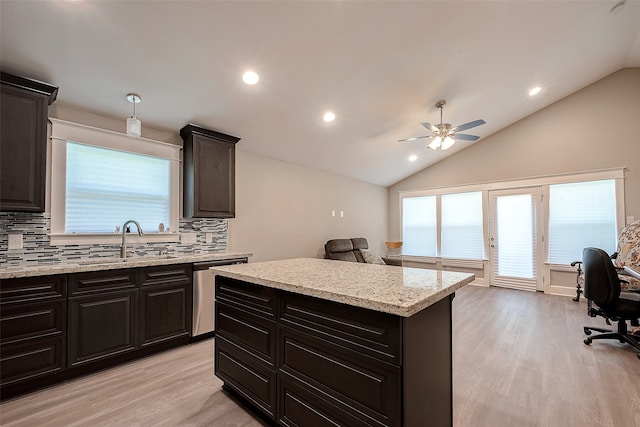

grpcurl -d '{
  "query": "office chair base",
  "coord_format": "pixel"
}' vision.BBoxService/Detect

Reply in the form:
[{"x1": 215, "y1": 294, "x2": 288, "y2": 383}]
[{"x1": 584, "y1": 324, "x2": 640, "y2": 359}]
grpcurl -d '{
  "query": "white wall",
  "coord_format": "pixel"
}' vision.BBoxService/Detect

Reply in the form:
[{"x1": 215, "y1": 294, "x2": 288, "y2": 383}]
[
  {"x1": 49, "y1": 104, "x2": 389, "y2": 263},
  {"x1": 388, "y1": 68, "x2": 640, "y2": 235},
  {"x1": 229, "y1": 150, "x2": 388, "y2": 262},
  {"x1": 387, "y1": 67, "x2": 640, "y2": 295}
]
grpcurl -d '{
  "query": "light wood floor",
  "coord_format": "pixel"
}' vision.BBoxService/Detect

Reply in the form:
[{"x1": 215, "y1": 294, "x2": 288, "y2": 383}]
[{"x1": 1, "y1": 285, "x2": 639, "y2": 427}]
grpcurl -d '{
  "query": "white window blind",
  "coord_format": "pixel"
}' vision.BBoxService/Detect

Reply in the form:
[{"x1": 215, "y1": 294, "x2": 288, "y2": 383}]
[
  {"x1": 402, "y1": 196, "x2": 437, "y2": 256},
  {"x1": 441, "y1": 192, "x2": 484, "y2": 260},
  {"x1": 65, "y1": 142, "x2": 170, "y2": 233},
  {"x1": 548, "y1": 179, "x2": 617, "y2": 264}
]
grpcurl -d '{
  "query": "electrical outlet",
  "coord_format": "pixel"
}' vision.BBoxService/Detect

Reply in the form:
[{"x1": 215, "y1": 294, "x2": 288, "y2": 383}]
[
  {"x1": 180, "y1": 233, "x2": 197, "y2": 244},
  {"x1": 8, "y1": 234, "x2": 23, "y2": 250},
  {"x1": 205, "y1": 232, "x2": 213, "y2": 244}
]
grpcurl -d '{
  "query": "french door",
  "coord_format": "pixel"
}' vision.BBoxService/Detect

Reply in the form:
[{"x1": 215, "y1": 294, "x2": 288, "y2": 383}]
[{"x1": 489, "y1": 188, "x2": 543, "y2": 291}]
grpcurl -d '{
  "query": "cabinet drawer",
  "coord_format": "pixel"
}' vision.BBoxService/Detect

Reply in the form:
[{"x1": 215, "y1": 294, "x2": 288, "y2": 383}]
[
  {"x1": 279, "y1": 374, "x2": 381, "y2": 427},
  {"x1": 139, "y1": 264, "x2": 192, "y2": 287},
  {"x1": 279, "y1": 326, "x2": 401, "y2": 427},
  {"x1": 1, "y1": 299, "x2": 65, "y2": 344},
  {"x1": 279, "y1": 292, "x2": 402, "y2": 364},
  {"x1": 215, "y1": 335, "x2": 276, "y2": 421},
  {"x1": 215, "y1": 277, "x2": 276, "y2": 321},
  {"x1": 216, "y1": 301, "x2": 276, "y2": 366},
  {"x1": 0, "y1": 275, "x2": 66, "y2": 304},
  {"x1": 0, "y1": 336, "x2": 65, "y2": 386},
  {"x1": 68, "y1": 269, "x2": 136, "y2": 296}
]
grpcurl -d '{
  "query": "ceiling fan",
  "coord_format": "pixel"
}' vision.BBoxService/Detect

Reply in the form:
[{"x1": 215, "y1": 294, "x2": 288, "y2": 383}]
[{"x1": 399, "y1": 100, "x2": 485, "y2": 150}]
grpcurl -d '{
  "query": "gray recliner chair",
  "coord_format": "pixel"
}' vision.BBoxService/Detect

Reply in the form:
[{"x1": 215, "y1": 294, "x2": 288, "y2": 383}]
[{"x1": 324, "y1": 238, "x2": 401, "y2": 266}]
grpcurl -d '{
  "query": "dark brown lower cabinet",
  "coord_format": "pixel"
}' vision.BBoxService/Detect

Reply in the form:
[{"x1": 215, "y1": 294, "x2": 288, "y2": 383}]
[
  {"x1": 215, "y1": 276, "x2": 455, "y2": 427},
  {"x1": 139, "y1": 264, "x2": 192, "y2": 347},
  {"x1": 67, "y1": 289, "x2": 138, "y2": 367},
  {"x1": 0, "y1": 275, "x2": 67, "y2": 398},
  {"x1": 1, "y1": 263, "x2": 194, "y2": 400}
]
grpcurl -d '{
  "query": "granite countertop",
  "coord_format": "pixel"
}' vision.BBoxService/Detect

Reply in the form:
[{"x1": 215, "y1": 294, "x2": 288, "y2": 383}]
[
  {"x1": 0, "y1": 251, "x2": 253, "y2": 279},
  {"x1": 212, "y1": 258, "x2": 475, "y2": 317}
]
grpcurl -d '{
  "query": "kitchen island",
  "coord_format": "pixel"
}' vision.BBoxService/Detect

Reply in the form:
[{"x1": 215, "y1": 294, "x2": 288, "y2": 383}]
[{"x1": 212, "y1": 258, "x2": 474, "y2": 427}]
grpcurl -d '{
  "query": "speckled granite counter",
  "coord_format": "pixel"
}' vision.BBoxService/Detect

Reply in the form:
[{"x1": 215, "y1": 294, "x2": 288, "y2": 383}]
[
  {"x1": 211, "y1": 257, "x2": 474, "y2": 317},
  {"x1": 0, "y1": 252, "x2": 252, "y2": 279}
]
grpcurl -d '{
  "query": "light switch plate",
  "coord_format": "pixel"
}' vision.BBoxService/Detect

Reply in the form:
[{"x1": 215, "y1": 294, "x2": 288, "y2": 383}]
[
  {"x1": 8, "y1": 234, "x2": 23, "y2": 250},
  {"x1": 180, "y1": 232, "x2": 197, "y2": 244},
  {"x1": 205, "y1": 232, "x2": 213, "y2": 243}
]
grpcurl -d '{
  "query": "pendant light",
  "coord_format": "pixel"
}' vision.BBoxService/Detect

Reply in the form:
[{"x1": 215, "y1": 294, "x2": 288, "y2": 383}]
[{"x1": 126, "y1": 93, "x2": 141, "y2": 137}]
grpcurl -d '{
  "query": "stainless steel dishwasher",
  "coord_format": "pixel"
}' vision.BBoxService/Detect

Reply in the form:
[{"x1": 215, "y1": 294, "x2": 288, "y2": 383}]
[{"x1": 192, "y1": 257, "x2": 247, "y2": 340}]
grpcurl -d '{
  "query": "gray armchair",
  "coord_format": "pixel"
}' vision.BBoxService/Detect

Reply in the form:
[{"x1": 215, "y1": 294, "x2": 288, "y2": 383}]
[{"x1": 324, "y1": 238, "x2": 402, "y2": 266}]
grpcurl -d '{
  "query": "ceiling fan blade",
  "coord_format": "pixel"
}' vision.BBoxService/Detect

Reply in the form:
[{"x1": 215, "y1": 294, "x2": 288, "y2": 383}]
[
  {"x1": 421, "y1": 122, "x2": 439, "y2": 132},
  {"x1": 453, "y1": 119, "x2": 486, "y2": 133},
  {"x1": 398, "y1": 135, "x2": 432, "y2": 142},
  {"x1": 454, "y1": 133, "x2": 480, "y2": 141}
]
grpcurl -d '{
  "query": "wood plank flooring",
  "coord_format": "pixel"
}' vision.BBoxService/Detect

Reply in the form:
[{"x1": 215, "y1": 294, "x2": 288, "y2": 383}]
[{"x1": 1, "y1": 285, "x2": 638, "y2": 427}]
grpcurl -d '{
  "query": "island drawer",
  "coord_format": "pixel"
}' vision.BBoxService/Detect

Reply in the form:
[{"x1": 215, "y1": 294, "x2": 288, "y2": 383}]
[
  {"x1": 215, "y1": 277, "x2": 276, "y2": 321},
  {"x1": 278, "y1": 325, "x2": 401, "y2": 427},
  {"x1": 215, "y1": 335, "x2": 276, "y2": 421},
  {"x1": 279, "y1": 292, "x2": 402, "y2": 364},
  {"x1": 215, "y1": 300, "x2": 276, "y2": 367},
  {"x1": 278, "y1": 373, "x2": 381, "y2": 427}
]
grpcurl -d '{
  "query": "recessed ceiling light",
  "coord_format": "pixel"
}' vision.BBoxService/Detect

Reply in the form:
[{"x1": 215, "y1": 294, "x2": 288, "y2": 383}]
[
  {"x1": 323, "y1": 111, "x2": 335, "y2": 122},
  {"x1": 409, "y1": 154, "x2": 418, "y2": 162},
  {"x1": 529, "y1": 86, "x2": 542, "y2": 96},
  {"x1": 242, "y1": 71, "x2": 259, "y2": 85}
]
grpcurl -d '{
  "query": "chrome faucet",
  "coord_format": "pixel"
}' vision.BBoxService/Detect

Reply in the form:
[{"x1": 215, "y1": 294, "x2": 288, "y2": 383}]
[{"x1": 120, "y1": 220, "x2": 143, "y2": 260}]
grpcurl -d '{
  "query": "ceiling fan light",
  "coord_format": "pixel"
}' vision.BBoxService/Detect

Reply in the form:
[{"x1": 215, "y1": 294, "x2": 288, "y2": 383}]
[
  {"x1": 428, "y1": 137, "x2": 442, "y2": 150},
  {"x1": 442, "y1": 136, "x2": 455, "y2": 150}
]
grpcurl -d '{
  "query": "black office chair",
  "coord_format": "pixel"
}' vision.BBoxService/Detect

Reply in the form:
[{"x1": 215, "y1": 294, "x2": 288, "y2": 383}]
[{"x1": 582, "y1": 247, "x2": 640, "y2": 359}]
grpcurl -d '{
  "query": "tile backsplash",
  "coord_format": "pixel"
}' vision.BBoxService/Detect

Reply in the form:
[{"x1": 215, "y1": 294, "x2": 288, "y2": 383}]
[{"x1": 0, "y1": 212, "x2": 227, "y2": 267}]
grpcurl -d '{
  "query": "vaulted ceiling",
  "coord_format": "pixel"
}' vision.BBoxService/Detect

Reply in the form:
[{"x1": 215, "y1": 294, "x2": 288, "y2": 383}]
[{"x1": 2, "y1": 1, "x2": 639, "y2": 186}]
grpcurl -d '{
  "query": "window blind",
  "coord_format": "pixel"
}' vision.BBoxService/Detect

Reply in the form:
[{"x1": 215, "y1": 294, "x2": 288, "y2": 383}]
[
  {"x1": 65, "y1": 142, "x2": 170, "y2": 234},
  {"x1": 402, "y1": 196, "x2": 437, "y2": 256},
  {"x1": 548, "y1": 180, "x2": 617, "y2": 264},
  {"x1": 441, "y1": 192, "x2": 484, "y2": 260},
  {"x1": 493, "y1": 193, "x2": 536, "y2": 279}
]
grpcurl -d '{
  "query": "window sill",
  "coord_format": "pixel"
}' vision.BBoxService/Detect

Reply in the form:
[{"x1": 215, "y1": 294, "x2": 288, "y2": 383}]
[{"x1": 49, "y1": 233, "x2": 181, "y2": 246}]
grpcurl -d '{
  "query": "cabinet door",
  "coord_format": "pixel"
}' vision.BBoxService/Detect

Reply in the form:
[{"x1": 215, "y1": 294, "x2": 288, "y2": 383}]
[
  {"x1": 138, "y1": 264, "x2": 192, "y2": 347},
  {"x1": 139, "y1": 283, "x2": 190, "y2": 347},
  {"x1": 181, "y1": 124, "x2": 239, "y2": 218},
  {"x1": 0, "y1": 73, "x2": 57, "y2": 212},
  {"x1": 68, "y1": 289, "x2": 138, "y2": 367}
]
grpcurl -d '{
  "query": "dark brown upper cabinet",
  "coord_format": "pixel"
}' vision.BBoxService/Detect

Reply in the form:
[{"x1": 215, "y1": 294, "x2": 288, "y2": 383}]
[
  {"x1": 0, "y1": 72, "x2": 58, "y2": 212},
  {"x1": 180, "y1": 124, "x2": 239, "y2": 218}
]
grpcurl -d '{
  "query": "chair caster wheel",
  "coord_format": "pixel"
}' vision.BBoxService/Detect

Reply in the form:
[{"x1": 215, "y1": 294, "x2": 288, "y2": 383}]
[
  {"x1": 584, "y1": 328, "x2": 592, "y2": 335},
  {"x1": 584, "y1": 338, "x2": 592, "y2": 345}
]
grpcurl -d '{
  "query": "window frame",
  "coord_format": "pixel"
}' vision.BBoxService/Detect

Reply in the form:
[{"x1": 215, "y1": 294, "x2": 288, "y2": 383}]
[
  {"x1": 398, "y1": 168, "x2": 625, "y2": 270},
  {"x1": 49, "y1": 118, "x2": 181, "y2": 246}
]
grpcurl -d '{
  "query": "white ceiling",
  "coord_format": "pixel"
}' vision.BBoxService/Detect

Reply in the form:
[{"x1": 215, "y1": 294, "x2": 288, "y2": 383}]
[{"x1": 2, "y1": 1, "x2": 639, "y2": 186}]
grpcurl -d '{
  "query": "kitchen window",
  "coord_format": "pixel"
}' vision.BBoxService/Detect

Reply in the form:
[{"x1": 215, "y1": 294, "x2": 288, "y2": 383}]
[{"x1": 49, "y1": 119, "x2": 181, "y2": 245}]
